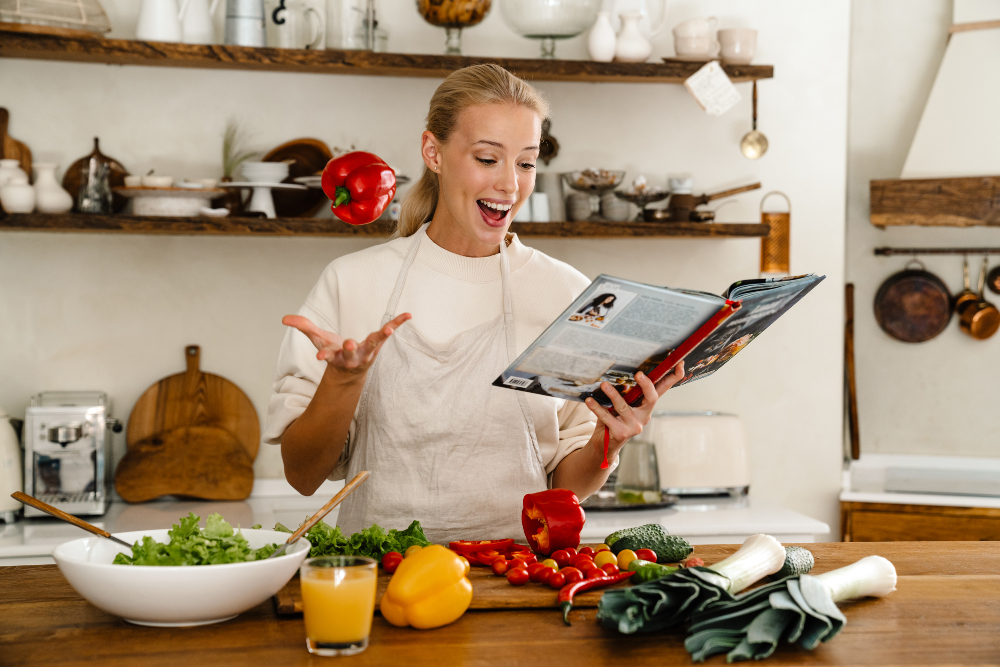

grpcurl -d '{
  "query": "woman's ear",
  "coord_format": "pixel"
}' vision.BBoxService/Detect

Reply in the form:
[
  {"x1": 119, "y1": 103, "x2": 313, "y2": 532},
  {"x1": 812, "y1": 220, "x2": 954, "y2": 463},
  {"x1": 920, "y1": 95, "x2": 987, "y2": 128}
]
[{"x1": 421, "y1": 131, "x2": 441, "y2": 173}]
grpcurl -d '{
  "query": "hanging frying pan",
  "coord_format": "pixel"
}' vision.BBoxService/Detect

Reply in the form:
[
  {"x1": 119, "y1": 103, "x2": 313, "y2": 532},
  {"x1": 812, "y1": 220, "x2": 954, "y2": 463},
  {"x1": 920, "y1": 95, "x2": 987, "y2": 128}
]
[{"x1": 873, "y1": 259, "x2": 952, "y2": 343}]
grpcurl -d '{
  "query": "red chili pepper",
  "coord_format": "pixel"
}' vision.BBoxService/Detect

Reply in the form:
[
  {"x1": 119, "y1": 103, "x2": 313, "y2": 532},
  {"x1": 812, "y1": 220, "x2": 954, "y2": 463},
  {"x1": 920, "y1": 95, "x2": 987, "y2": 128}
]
[
  {"x1": 521, "y1": 489, "x2": 586, "y2": 556},
  {"x1": 320, "y1": 151, "x2": 396, "y2": 225},
  {"x1": 449, "y1": 539, "x2": 515, "y2": 555},
  {"x1": 601, "y1": 426, "x2": 610, "y2": 469},
  {"x1": 558, "y1": 571, "x2": 634, "y2": 625}
]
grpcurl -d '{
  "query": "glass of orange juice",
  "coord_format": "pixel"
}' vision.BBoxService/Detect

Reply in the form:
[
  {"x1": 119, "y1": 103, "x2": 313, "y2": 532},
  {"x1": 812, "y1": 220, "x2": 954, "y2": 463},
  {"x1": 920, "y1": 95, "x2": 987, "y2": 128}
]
[{"x1": 300, "y1": 555, "x2": 378, "y2": 656}]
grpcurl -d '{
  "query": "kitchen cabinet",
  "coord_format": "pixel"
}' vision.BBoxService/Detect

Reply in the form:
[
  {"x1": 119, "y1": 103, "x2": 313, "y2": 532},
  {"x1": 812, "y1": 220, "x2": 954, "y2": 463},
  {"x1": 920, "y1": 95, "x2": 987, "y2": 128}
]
[{"x1": 841, "y1": 501, "x2": 1000, "y2": 542}]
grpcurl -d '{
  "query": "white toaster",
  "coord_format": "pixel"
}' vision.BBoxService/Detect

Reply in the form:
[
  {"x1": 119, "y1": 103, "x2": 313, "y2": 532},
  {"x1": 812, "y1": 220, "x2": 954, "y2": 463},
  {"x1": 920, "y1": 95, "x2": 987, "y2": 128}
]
[{"x1": 649, "y1": 411, "x2": 750, "y2": 495}]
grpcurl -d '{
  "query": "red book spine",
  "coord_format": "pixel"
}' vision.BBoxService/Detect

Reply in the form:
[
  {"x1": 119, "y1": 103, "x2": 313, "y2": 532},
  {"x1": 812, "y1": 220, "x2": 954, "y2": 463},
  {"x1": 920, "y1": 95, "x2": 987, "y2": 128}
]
[{"x1": 621, "y1": 300, "x2": 742, "y2": 406}]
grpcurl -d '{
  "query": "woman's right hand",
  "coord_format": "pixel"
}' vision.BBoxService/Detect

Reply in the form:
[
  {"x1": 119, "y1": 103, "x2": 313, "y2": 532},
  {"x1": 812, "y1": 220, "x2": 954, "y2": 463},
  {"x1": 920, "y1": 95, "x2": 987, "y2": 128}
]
[{"x1": 281, "y1": 312, "x2": 412, "y2": 380}]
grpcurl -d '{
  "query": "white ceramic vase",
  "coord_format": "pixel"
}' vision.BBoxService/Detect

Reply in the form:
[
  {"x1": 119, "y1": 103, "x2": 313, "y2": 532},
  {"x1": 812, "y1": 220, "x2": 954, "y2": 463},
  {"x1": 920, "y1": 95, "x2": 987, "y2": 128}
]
[
  {"x1": 0, "y1": 176, "x2": 36, "y2": 213},
  {"x1": 0, "y1": 159, "x2": 27, "y2": 188},
  {"x1": 615, "y1": 12, "x2": 651, "y2": 62},
  {"x1": 33, "y1": 163, "x2": 74, "y2": 213},
  {"x1": 588, "y1": 11, "x2": 616, "y2": 62}
]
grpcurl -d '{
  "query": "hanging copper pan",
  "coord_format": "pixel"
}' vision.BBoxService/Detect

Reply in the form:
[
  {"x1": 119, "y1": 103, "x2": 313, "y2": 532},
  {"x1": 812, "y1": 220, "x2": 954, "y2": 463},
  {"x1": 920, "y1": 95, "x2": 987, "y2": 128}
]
[
  {"x1": 958, "y1": 257, "x2": 1000, "y2": 340},
  {"x1": 874, "y1": 259, "x2": 952, "y2": 343}
]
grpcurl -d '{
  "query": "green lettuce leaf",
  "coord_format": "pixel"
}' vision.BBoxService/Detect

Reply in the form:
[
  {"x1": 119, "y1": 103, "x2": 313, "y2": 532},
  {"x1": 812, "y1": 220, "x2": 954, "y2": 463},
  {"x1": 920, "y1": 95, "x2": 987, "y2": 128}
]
[{"x1": 113, "y1": 513, "x2": 282, "y2": 566}]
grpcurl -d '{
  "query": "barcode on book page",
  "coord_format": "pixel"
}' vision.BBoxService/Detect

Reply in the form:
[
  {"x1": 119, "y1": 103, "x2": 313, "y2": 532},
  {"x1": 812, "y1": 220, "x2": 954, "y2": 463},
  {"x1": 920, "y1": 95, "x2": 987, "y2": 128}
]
[{"x1": 503, "y1": 376, "x2": 533, "y2": 388}]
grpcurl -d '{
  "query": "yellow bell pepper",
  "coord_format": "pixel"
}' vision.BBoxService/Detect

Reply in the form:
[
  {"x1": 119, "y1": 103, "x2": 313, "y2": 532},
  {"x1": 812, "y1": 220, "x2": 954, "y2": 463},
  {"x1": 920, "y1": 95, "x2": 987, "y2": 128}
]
[{"x1": 380, "y1": 544, "x2": 473, "y2": 630}]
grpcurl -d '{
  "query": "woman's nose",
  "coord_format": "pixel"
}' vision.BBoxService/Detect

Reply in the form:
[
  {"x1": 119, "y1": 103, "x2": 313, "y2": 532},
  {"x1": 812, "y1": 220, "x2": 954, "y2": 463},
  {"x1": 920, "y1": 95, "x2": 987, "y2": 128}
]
[{"x1": 494, "y1": 162, "x2": 518, "y2": 196}]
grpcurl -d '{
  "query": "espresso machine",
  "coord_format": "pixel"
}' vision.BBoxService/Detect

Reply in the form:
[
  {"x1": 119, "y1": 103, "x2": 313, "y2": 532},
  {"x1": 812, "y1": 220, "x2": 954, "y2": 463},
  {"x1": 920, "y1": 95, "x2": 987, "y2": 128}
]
[{"x1": 23, "y1": 392, "x2": 121, "y2": 517}]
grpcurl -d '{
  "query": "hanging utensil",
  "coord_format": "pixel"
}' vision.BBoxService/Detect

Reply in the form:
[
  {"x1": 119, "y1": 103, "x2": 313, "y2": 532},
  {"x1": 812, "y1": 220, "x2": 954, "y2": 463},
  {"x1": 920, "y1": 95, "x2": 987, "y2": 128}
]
[
  {"x1": 267, "y1": 470, "x2": 370, "y2": 559},
  {"x1": 873, "y1": 259, "x2": 952, "y2": 343},
  {"x1": 986, "y1": 263, "x2": 1000, "y2": 295},
  {"x1": 958, "y1": 257, "x2": 1000, "y2": 340},
  {"x1": 11, "y1": 491, "x2": 133, "y2": 551},
  {"x1": 740, "y1": 81, "x2": 768, "y2": 160}
]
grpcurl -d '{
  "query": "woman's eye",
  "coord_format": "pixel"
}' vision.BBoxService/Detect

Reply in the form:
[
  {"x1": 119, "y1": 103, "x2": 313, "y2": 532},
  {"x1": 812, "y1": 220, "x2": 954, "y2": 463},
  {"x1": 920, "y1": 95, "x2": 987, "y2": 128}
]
[
  {"x1": 520, "y1": 162, "x2": 536, "y2": 170},
  {"x1": 476, "y1": 157, "x2": 497, "y2": 165}
]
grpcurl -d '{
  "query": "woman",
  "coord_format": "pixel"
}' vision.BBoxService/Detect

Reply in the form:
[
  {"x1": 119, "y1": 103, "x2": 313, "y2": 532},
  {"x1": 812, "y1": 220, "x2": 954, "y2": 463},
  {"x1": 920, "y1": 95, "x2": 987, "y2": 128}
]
[
  {"x1": 264, "y1": 64, "x2": 684, "y2": 544},
  {"x1": 577, "y1": 292, "x2": 617, "y2": 319}
]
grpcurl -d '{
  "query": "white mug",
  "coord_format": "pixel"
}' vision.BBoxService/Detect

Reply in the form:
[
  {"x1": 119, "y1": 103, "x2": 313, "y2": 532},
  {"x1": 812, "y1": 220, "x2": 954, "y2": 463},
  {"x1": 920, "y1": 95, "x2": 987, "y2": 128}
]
[
  {"x1": 267, "y1": 0, "x2": 324, "y2": 48},
  {"x1": 718, "y1": 28, "x2": 756, "y2": 64},
  {"x1": 673, "y1": 17, "x2": 719, "y2": 58},
  {"x1": 137, "y1": 0, "x2": 183, "y2": 42}
]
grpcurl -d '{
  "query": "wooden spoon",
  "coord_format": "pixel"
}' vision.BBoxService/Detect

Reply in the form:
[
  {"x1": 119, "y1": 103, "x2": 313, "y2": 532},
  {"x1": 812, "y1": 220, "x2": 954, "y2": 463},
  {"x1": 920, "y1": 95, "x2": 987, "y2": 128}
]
[
  {"x1": 267, "y1": 471, "x2": 371, "y2": 559},
  {"x1": 11, "y1": 492, "x2": 133, "y2": 551}
]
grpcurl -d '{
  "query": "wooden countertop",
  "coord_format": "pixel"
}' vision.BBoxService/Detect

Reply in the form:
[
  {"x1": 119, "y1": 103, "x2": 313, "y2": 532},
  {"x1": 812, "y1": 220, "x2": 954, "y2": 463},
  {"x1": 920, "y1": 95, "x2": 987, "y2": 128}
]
[{"x1": 3, "y1": 542, "x2": 999, "y2": 666}]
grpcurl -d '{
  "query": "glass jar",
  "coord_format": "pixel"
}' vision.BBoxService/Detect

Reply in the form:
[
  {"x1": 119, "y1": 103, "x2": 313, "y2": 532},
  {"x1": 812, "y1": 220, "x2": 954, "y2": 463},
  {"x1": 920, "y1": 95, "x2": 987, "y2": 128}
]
[{"x1": 614, "y1": 438, "x2": 661, "y2": 504}]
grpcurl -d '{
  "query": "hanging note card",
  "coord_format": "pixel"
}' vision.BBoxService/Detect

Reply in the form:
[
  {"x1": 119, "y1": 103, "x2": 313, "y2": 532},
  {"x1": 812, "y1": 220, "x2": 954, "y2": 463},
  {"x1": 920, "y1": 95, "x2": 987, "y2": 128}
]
[{"x1": 684, "y1": 61, "x2": 742, "y2": 116}]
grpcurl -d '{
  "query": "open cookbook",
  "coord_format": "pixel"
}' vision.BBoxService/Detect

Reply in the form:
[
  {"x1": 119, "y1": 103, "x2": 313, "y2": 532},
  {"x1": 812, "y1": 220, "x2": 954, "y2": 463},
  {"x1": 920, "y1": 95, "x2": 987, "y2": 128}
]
[{"x1": 494, "y1": 273, "x2": 825, "y2": 407}]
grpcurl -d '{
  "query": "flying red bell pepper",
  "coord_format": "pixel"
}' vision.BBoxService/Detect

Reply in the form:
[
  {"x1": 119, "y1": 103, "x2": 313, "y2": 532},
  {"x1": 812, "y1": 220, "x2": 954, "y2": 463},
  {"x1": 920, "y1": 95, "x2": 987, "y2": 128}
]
[
  {"x1": 521, "y1": 489, "x2": 586, "y2": 556},
  {"x1": 321, "y1": 151, "x2": 396, "y2": 225}
]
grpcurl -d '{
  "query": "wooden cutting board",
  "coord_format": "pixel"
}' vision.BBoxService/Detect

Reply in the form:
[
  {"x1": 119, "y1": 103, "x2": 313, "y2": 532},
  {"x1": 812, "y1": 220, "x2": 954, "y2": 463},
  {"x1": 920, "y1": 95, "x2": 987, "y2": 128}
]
[
  {"x1": 273, "y1": 563, "x2": 629, "y2": 614},
  {"x1": 0, "y1": 107, "x2": 32, "y2": 180},
  {"x1": 115, "y1": 345, "x2": 259, "y2": 502}
]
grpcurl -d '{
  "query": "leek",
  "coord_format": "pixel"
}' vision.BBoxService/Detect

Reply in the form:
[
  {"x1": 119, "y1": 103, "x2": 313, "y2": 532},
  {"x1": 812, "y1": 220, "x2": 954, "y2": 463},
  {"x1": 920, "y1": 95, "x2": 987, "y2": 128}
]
[{"x1": 707, "y1": 533, "x2": 786, "y2": 594}]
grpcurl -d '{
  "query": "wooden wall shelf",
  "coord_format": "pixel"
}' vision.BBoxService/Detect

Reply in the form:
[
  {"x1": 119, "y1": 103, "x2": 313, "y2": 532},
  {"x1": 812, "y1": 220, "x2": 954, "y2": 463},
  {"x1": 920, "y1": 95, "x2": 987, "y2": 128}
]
[
  {"x1": 0, "y1": 31, "x2": 774, "y2": 83},
  {"x1": 0, "y1": 213, "x2": 770, "y2": 239},
  {"x1": 870, "y1": 175, "x2": 1000, "y2": 228}
]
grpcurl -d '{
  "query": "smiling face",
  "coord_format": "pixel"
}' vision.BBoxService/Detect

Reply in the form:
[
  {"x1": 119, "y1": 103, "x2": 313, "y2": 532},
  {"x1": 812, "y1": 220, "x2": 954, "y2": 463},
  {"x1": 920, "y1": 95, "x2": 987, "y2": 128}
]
[{"x1": 422, "y1": 103, "x2": 542, "y2": 257}]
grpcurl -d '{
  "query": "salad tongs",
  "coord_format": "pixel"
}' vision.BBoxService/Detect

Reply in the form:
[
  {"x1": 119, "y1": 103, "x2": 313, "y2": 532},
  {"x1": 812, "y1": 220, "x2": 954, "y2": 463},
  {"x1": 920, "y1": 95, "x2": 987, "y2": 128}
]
[
  {"x1": 267, "y1": 470, "x2": 371, "y2": 559},
  {"x1": 11, "y1": 491, "x2": 134, "y2": 551}
]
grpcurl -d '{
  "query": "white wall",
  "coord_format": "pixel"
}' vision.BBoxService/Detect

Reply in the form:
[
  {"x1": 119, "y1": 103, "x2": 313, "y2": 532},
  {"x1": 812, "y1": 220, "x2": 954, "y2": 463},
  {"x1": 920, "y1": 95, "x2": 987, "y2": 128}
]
[
  {"x1": 0, "y1": 0, "x2": 849, "y2": 536},
  {"x1": 847, "y1": 0, "x2": 1000, "y2": 460}
]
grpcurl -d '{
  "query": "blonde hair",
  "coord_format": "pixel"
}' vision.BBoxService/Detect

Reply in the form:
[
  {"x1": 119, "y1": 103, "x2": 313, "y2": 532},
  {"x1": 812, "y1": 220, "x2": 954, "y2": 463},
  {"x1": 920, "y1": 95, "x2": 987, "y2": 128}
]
[{"x1": 397, "y1": 64, "x2": 550, "y2": 238}]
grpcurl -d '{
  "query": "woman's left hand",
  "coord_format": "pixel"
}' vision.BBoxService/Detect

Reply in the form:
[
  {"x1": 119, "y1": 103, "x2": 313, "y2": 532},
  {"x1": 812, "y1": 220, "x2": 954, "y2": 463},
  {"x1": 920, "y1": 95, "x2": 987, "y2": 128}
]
[{"x1": 584, "y1": 361, "x2": 686, "y2": 458}]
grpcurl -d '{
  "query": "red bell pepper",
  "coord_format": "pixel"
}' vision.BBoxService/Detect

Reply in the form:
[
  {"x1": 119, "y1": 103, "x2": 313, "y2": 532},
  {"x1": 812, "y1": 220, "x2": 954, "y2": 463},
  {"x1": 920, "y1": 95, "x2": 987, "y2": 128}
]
[
  {"x1": 521, "y1": 489, "x2": 586, "y2": 556},
  {"x1": 320, "y1": 151, "x2": 396, "y2": 225}
]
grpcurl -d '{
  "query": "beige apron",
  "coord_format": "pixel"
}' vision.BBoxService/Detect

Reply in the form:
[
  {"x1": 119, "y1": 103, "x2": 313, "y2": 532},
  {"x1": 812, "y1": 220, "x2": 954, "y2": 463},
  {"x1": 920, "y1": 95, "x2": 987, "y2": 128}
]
[{"x1": 336, "y1": 224, "x2": 549, "y2": 544}]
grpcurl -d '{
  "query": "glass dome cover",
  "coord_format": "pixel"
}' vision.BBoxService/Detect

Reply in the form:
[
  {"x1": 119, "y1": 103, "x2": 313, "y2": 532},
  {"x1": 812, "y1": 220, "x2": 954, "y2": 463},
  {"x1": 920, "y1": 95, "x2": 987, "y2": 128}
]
[{"x1": 500, "y1": 0, "x2": 600, "y2": 58}]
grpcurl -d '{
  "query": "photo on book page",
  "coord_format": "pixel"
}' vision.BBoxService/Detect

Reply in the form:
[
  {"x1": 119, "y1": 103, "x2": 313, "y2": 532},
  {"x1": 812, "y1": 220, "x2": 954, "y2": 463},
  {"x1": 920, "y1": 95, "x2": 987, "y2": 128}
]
[{"x1": 493, "y1": 273, "x2": 824, "y2": 407}]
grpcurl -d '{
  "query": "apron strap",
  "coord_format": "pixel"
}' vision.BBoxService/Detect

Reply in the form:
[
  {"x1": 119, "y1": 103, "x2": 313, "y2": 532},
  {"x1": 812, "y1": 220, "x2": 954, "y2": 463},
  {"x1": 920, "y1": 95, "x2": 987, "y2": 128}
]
[{"x1": 381, "y1": 223, "x2": 428, "y2": 326}]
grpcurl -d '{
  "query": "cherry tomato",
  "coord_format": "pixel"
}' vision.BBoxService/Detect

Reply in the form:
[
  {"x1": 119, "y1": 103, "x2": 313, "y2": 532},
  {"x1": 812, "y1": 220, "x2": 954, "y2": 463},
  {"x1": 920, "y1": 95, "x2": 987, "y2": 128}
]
[
  {"x1": 616, "y1": 549, "x2": 638, "y2": 571},
  {"x1": 491, "y1": 559, "x2": 509, "y2": 576},
  {"x1": 634, "y1": 549, "x2": 658, "y2": 563},
  {"x1": 578, "y1": 546, "x2": 596, "y2": 557},
  {"x1": 507, "y1": 567, "x2": 529, "y2": 586},
  {"x1": 602, "y1": 563, "x2": 620, "y2": 576},
  {"x1": 587, "y1": 567, "x2": 608, "y2": 580},
  {"x1": 513, "y1": 553, "x2": 537, "y2": 565},
  {"x1": 683, "y1": 557, "x2": 706, "y2": 568},
  {"x1": 576, "y1": 560, "x2": 597, "y2": 575},
  {"x1": 548, "y1": 571, "x2": 566, "y2": 589},
  {"x1": 527, "y1": 563, "x2": 551, "y2": 583},
  {"x1": 561, "y1": 566, "x2": 584, "y2": 585},
  {"x1": 405, "y1": 545, "x2": 423, "y2": 558},
  {"x1": 551, "y1": 550, "x2": 572, "y2": 568},
  {"x1": 594, "y1": 543, "x2": 611, "y2": 552},
  {"x1": 381, "y1": 552, "x2": 403, "y2": 574},
  {"x1": 538, "y1": 567, "x2": 555, "y2": 586},
  {"x1": 541, "y1": 558, "x2": 559, "y2": 571},
  {"x1": 569, "y1": 554, "x2": 594, "y2": 569},
  {"x1": 564, "y1": 548, "x2": 578, "y2": 559},
  {"x1": 594, "y1": 551, "x2": 618, "y2": 568}
]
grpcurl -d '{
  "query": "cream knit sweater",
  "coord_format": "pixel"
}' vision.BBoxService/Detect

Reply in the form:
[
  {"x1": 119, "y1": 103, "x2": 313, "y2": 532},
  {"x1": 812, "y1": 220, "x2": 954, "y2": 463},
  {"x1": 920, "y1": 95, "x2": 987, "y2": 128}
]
[{"x1": 264, "y1": 231, "x2": 599, "y2": 478}]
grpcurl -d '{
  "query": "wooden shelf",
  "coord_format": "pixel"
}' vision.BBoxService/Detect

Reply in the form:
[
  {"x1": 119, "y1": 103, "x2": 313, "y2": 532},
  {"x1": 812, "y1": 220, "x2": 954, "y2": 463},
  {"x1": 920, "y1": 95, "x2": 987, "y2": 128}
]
[
  {"x1": 0, "y1": 213, "x2": 770, "y2": 238},
  {"x1": 0, "y1": 31, "x2": 774, "y2": 83},
  {"x1": 871, "y1": 175, "x2": 1000, "y2": 228}
]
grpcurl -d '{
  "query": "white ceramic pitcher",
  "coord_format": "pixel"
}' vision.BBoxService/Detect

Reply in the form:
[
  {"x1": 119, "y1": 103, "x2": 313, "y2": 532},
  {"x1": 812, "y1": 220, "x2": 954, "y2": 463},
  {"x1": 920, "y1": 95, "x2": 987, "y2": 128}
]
[
  {"x1": 182, "y1": 0, "x2": 223, "y2": 44},
  {"x1": 136, "y1": 0, "x2": 183, "y2": 42}
]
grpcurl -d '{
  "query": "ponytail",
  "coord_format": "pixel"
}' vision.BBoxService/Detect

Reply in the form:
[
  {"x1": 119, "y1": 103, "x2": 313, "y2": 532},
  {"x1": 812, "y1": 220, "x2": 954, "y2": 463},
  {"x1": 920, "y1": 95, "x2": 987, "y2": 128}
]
[{"x1": 395, "y1": 64, "x2": 549, "y2": 238}]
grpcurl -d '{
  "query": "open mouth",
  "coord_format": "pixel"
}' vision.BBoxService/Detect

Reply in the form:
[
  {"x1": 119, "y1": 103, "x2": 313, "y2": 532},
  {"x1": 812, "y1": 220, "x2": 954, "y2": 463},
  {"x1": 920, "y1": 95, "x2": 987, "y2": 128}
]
[{"x1": 477, "y1": 199, "x2": 513, "y2": 226}]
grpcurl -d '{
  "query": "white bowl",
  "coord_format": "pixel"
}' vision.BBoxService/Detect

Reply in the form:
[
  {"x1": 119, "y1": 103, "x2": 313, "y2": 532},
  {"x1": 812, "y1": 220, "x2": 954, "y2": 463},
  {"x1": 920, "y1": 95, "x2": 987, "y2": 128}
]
[
  {"x1": 52, "y1": 528, "x2": 309, "y2": 627},
  {"x1": 142, "y1": 175, "x2": 175, "y2": 187},
  {"x1": 123, "y1": 175, "x2": 143, "y2": 187}
]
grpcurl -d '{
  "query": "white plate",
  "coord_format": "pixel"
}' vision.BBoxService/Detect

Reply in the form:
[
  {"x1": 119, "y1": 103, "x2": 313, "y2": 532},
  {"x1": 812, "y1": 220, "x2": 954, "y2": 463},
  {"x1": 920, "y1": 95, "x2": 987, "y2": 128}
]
[
  {"x1": 220, "y1": 182, "x2": 308, "y2": 190},
  {"x1": 52, "y1": 528, "x2": 309, "y2": 627},
  {"x1": 294, "y1": 174, "x2": 411, "y2": 188}
]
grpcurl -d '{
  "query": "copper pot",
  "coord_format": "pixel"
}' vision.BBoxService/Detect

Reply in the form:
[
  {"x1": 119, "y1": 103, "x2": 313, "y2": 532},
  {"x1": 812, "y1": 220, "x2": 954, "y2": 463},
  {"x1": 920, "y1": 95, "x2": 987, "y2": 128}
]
[{"x1": 958, "y1": 258, "x2": 1000, "y2": 340}]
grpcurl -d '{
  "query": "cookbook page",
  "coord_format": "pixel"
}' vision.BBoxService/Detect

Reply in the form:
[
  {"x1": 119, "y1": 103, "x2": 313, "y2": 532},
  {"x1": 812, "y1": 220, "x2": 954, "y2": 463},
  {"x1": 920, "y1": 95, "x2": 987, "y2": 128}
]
[{"x1": 494, "y1": 275, "x2": 723, "y2": 405}]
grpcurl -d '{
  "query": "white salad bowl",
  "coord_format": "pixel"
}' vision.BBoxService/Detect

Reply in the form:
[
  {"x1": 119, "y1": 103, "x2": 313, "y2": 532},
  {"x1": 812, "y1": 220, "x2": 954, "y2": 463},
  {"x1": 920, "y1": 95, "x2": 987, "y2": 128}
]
[{"x1": 52, "y1": 529, "x2": 309, "y2": 627}]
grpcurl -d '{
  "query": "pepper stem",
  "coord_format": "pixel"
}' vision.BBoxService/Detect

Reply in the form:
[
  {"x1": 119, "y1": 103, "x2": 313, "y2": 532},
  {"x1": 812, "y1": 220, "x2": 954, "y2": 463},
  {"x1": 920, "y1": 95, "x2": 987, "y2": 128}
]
[
  {"x1": 561, "y1": 601, "x2": 572, "y2": 626},
  {"x1": 334, "y1": 186, "x2": 351, "y2": 207}
]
